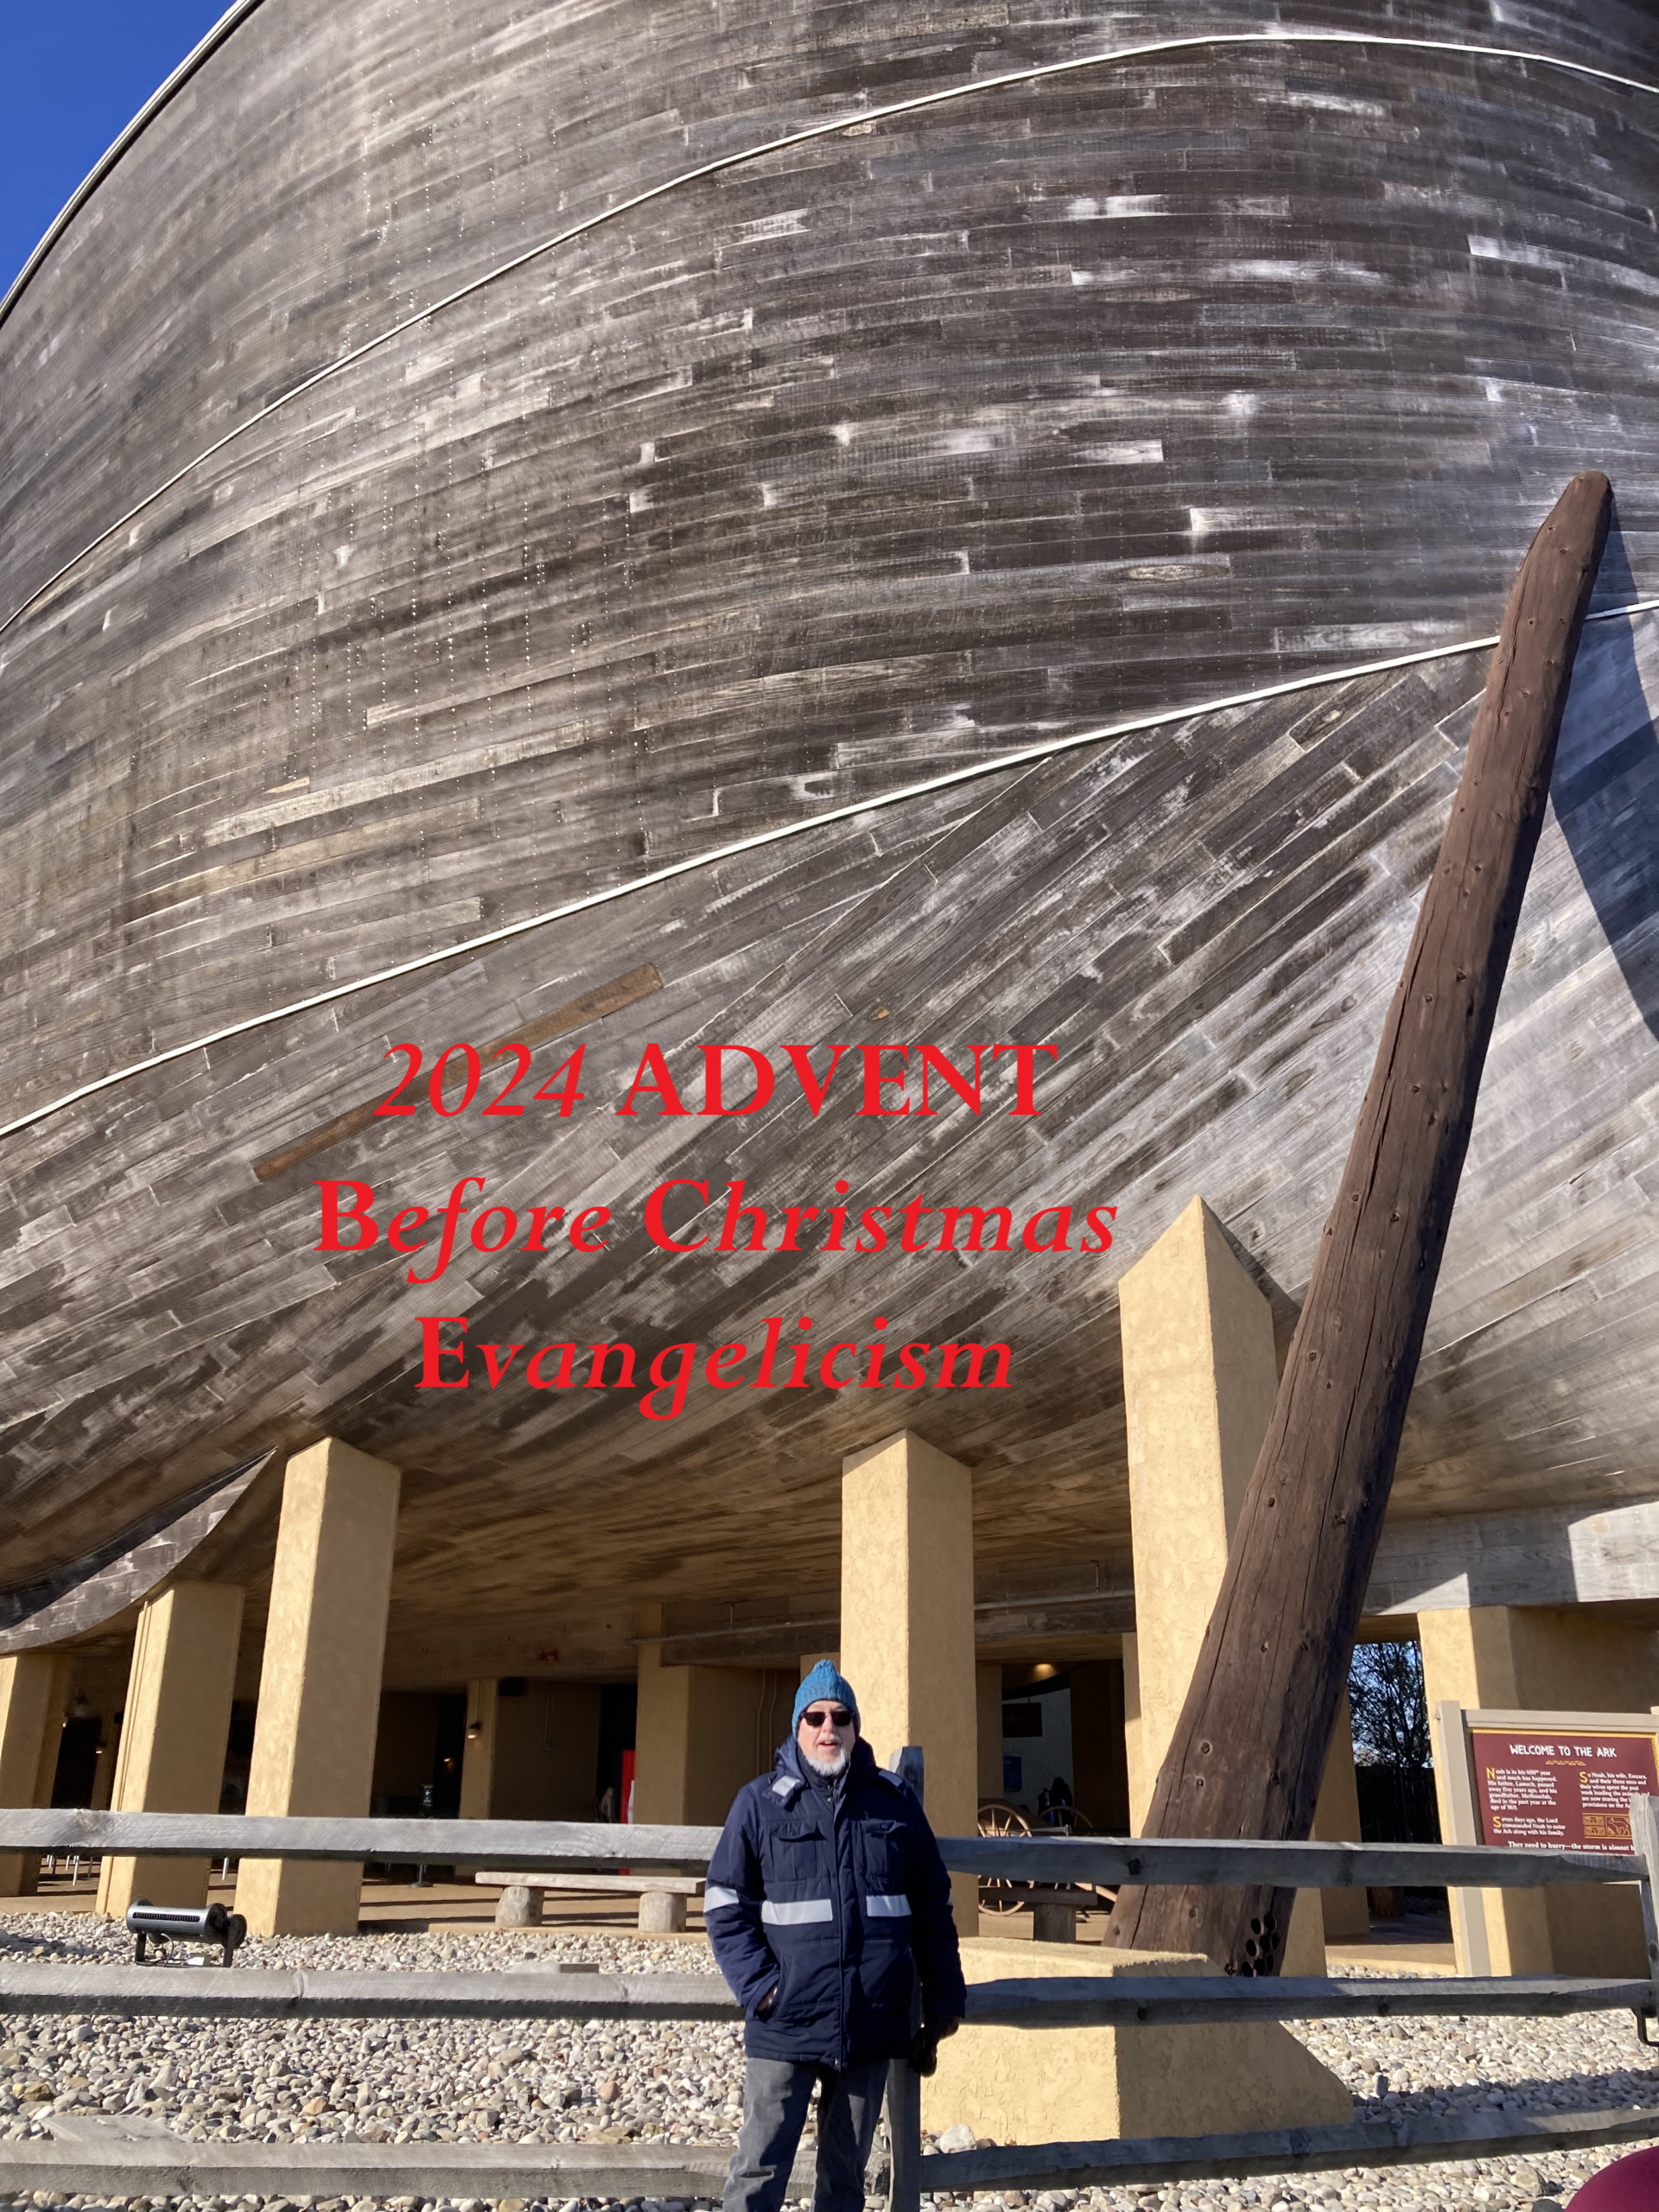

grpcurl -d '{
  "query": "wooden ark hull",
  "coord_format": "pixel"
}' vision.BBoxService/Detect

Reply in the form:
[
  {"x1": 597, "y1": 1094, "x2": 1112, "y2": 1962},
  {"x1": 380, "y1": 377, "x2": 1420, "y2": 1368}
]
[{"x1": 0, "y1": 0, "x2": 1656, "y2": 1661}]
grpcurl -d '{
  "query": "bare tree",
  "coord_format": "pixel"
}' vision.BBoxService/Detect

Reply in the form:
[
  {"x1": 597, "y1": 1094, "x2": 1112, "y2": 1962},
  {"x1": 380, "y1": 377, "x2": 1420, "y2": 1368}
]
[
  {"x1": 1349, "y1": 1638, "x2": 1436, "y2": 1843},
  {"x1": 1350, "y1": 1639, "x2": 1431, "y2": 1769}
]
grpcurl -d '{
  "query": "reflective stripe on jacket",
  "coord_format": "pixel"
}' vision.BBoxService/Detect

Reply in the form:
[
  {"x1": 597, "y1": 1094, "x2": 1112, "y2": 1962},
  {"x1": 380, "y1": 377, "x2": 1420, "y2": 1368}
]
[{"x1": 705, "y1": 1734, "x2": 966, "y2": 2068}]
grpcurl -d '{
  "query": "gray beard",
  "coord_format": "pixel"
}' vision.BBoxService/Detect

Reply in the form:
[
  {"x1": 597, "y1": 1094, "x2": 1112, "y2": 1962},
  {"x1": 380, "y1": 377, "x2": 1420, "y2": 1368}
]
[{"x1": 801, "y1": 1745, "x2": 850, "y2": 1778}]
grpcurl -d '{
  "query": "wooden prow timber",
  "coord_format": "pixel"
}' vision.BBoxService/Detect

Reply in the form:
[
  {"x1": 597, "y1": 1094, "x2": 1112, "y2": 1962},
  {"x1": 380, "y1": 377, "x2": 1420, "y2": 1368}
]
[{"x1": 1106, "y1": 471, "x2": 1614, "y2": 1976}]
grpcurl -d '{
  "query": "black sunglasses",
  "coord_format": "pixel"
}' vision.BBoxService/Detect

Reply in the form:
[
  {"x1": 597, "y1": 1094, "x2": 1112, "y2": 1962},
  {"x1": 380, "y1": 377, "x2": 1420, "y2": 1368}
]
[{"x1": 801, "y1": 1707, "x2": 853, "y2": 1729}]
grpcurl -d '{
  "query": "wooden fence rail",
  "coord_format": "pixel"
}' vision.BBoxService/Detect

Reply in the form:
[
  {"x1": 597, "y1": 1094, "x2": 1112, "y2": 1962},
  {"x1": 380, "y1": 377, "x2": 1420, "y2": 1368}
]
[
  {"x1": 0, "y1": 1808, "x2": 1642, "y2": 1889},
  {"x1": 3, "y1": 1802, "x2": 1659, "y2": 2203},
  {"x1": 928, "y1": 2103, "x2": 1659, "y2": 2193},
  {"x1": 0, "y1": 1961, "x2": 1650, "y2": 2027},
  {"x1": 0, "y1": 1808, "x2": 722, "y2": 1872},
  {"x1": 7, "y1": 2102, "x2": 1659, "y2": 2204}
]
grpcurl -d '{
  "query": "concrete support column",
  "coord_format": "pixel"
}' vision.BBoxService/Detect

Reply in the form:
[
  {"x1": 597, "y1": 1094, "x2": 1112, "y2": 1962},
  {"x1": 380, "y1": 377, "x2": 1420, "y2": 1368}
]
[
  {"x1": 1118, "y1": 1197, "x2": 1325, "y2": 1971},
  {"x1": 1421, "y1": 1605, "x2": 1659, "y2": 1976},
  {"x1": 634, "y1": 1605, "x2": 690, "y2": 1822},
  {"x1": 94, "y1": 1586, "x2": 244, "y2": 1918},
  {"x1": 0, "y1": 1653, "x2": 69, "y2": 1896},
  {"x1": 85, "y1": 1673, "x2": 123, "y2": 1810},
  {"x1": 235, "y1": 1440, "x2": 400, "y2": 1937},
  {"x1": 1122, "y1": 1634, "x2": 1143, "y2": 1822},
  {"x1": 1120, "y1": 1199, "x2": 1274, "y2": 1826},
  {"x1": 840, "y1": 1429, "x2": 978, "y2": 1936},
  {"x1": 635, "y1": 1615, "x2": 786, "y2": 1826},
  {"x1": 1313, "y1": 1694, "x2": 1370, "y2": 1942},
  {"x1": 459, "y1": 1679, "x2": 500, "y2": 1821},
  {"x1": 976, "y1": 1665, "x2": 1003, "y2": 1803},
  {"x1": 1070, "y1": 1659, "x2": 1130, "y2": 1836}
]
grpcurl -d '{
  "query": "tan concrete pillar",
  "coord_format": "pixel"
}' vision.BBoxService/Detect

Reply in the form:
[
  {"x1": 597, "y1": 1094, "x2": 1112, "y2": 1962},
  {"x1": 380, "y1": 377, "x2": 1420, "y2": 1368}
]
[
  {"x1": 634, "y1": 1613, "x2": 782, "y2": 1825},
  {"x1": 94, "y1": 1586, "x2": 244, "y2": 1918},
  {"x1": 840, "y1": 1429, "x2": 978, "y2": 1936},
  {"x1": 235, "y1": 1439, "x2": 400, "y2": 1936},
  {"x1": 0, "y1": 1653, "x2": 68, "y2": 1896},
  {"x1": 88, "y1": 1700, "x2": 118, "y2": 1809},
  {"x1": 459, "y1": 1679, "x2": 500, "y2": 1821},
  {"x1": 1119, "y1": 1197, "x2": 1324, "y2": 1971},
  {"x1": 977, "y1": 1665, "x2": 1003, "y2": 1802},
  {"x1": 1421, "y1": 1605, "x2": 1659, "y2": 1976},
  {"x1": 1120, "y1": 1198, "x2": 1274, "y2": 1825},
  {"x1": 1421, "y1": 1606, "x2": 1541, "y2": 1974},
  {"x1": 635, "y1": 1604, "x2": 692, "y2": 1821},
  {"x1": 1313, "y1": 1694, "x2": 1370, "y2": 1942},
  {"x1": 1121, "y1": 1633, "x2": 1143, "y2": 1824},
  {"x1": 29, "y1": 1660, "x2": 67, "y2": 1817},
  {"x1": 1070, "y1": 1660, "x2": 1131, "y2": 1836}
]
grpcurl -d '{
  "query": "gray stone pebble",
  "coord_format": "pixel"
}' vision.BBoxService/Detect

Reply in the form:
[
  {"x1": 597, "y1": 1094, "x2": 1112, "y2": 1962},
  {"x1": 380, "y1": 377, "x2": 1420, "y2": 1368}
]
[{"x1": 1, "y1": 1916, "x2": 1654, "y2": 2210}]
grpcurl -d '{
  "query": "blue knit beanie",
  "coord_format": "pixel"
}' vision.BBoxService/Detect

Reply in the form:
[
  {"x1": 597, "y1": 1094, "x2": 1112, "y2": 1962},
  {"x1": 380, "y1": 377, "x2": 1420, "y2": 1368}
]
[{"x1": 792, "y1": 1659, "x2": 860, "y2": 1731}]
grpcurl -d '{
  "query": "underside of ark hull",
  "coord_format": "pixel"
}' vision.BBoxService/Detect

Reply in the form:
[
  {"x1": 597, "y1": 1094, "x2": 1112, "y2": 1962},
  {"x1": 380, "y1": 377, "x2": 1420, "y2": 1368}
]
[
  {"x1": 0, "y1": 607, "x2": 1656, "y2": 1671},
  {"x1": 0, "y1": 0, "x2": 1657, "y2": 1672}
]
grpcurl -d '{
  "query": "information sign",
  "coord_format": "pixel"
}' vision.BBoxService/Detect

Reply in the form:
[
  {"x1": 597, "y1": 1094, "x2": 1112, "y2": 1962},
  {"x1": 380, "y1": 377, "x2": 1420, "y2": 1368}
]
[{"x1": 1469, "y1": 1726, "x2": 1659, "y2": 1853}]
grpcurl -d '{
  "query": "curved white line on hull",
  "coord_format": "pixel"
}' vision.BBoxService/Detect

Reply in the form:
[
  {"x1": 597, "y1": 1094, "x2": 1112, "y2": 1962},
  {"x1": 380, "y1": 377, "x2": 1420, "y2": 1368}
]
[
  {"x1": 2, "y1": 595, "x2": 1654, "y2": 1148},
  {"x1": 3, "y1": 27, "x2": 1656, "y2": 639}
]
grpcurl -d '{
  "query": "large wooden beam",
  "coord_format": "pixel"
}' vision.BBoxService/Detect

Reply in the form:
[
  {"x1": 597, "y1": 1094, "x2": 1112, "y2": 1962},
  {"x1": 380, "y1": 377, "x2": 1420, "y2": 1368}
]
[{"x1": 1107, "y1": 472, "x2": 1614, "y2": 1973}]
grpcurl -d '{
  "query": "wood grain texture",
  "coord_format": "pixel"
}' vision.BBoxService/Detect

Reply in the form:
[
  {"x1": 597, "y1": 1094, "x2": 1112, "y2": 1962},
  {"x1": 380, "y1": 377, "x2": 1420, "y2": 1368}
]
[
  {"x1": 0, "y1": 1959, "x2": 1644, "y2": 2027},
  {"x1": 3, "y1": 2, "x2": 1657, "y2": 1109},
  {"x1": 0, "y1": 620, "x2": 1651, "y2": 1687},
  {"x1": 1365, "y1": 1493, "x2": 1659, "y2": 1614},
  {"x1": 921, "y1": 2104, "x2": 1659, "y2": 2193},
  {"x1": 4, "y1": 2104, "x2": 1659, "y2": 2199},
  {"x1": 1, "y1": 2131, "x2": 773, "y2": 2206},
  {"x1": 249, "y1": 964, "x2": 662, "y2": 1179},
  {"x1": 0, "y1": 0, "x2": 1655, "y2": 1684},
  {"x1": 1109, "y1": 474, "x2": 1615, "y2": 1974},
  {"x1": 0, "y1": 1961, "x2": 739, "y2": 2020},
  {"x1": 0, "y1": 1811, "x2": 1637, "y2": 1891},
  {"x1": 0, "y1": 1452, "x2": 273, "y2": 1652}
]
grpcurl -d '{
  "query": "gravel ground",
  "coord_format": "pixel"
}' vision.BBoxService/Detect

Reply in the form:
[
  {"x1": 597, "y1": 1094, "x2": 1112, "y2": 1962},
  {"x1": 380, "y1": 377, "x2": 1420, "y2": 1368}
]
[{"x1": 2, "y1": 1915, "x2": 1655, "y2": 2212}]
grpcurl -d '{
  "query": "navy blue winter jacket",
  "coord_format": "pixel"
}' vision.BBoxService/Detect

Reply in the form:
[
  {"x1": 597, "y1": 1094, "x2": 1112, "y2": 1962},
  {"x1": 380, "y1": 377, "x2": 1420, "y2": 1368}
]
[{"x1": 705, "y1": 1735, "x2": 967, "y2": 2068}]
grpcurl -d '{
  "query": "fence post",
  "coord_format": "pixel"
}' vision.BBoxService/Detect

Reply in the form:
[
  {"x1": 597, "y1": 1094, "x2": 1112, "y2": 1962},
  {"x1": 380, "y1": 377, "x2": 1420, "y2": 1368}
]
[
  {"x1": 887, "y1": 1747, "x2": 925, "y2": 2212},
  {"x1": 1630, "y1": 1793, "x2": 1659, "y2": 2031}
]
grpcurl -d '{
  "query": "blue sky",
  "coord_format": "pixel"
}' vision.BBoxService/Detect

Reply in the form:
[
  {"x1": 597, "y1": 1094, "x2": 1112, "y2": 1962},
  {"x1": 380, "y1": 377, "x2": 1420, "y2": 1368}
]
[{"x1": 2, "y1": 0, "x2": 231, "y2": 296}]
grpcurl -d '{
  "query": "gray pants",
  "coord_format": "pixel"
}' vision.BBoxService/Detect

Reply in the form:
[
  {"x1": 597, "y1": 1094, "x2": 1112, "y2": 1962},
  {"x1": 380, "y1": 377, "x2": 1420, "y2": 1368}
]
[{"x1": 722, "y1": 2055, "x2": 889, "y2": 2212}]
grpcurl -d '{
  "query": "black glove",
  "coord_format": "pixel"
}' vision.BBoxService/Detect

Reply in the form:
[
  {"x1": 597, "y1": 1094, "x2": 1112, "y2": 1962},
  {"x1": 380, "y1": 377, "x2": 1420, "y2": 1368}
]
[{"x1": 906, "y1": 2016, "x2": 961, "y2": 2076}]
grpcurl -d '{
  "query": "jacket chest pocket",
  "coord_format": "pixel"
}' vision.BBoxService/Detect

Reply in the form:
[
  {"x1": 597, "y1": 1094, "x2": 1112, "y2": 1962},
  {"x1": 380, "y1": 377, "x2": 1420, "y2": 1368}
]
[
  {"x1": 857, "y1": 1818, "x2": 908, "y2": 1897},
  {"x1": 760, "y1": 1815, "x2": 825, "y2": 1897}
]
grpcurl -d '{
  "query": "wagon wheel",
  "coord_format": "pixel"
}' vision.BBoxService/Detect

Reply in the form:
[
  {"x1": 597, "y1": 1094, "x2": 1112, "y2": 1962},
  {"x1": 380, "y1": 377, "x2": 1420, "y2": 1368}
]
[
  {"x1": 1034, "y1": 1802, "x2": 1095, "y2": 1836},
  {"x1": 976, "y1": 1799, "x2": 1035, "y2": 1916},
  {"x1": 1032, "y1": 1802, "x2": 1117, "y2": 1912}
]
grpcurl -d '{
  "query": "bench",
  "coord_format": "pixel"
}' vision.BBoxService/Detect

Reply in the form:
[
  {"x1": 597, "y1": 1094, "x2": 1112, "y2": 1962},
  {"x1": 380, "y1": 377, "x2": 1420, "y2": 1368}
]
[{"x1": 474, "y1": 1868, "x2": 704, "y2": 1931}]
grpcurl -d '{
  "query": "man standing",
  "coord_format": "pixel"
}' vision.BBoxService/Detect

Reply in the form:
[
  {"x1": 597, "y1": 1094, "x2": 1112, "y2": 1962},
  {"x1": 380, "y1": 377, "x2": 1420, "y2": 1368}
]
[{"x1": 707, "y1": 1661, "x2": 966, "y2": 2212}]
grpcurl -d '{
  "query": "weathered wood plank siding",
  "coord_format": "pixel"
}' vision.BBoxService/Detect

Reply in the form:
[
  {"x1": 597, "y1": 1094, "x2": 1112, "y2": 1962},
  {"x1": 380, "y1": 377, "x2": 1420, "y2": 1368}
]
[{"x1": 0, "y1": 0, "x2": 1655, "y2": 1658}]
